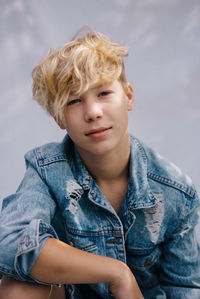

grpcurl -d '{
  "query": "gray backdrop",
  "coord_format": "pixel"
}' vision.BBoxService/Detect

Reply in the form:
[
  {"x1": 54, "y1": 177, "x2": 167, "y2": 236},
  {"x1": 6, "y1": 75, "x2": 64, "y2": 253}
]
[{"x1": 1, "y1": 0, "x2": 200, "y2": 237}]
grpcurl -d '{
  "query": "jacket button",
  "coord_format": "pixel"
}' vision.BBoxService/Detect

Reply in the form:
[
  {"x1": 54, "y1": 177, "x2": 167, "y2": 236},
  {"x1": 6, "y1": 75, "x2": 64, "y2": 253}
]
[{"x1": 145, "y1": 258, "x2": 152, "y2": 266}]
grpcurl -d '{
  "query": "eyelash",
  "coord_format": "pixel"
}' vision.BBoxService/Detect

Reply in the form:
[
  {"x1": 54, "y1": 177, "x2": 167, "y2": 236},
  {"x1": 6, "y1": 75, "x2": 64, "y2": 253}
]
[
  {"x1": 98, "y1": 91, "x2": 110, "y2": 97},
  {"x1": 67, "y1": 91, "x2": 111, "y2": 106},
  {"x1": 67, "y1": 99, "x2": 81, "y2": 106}
]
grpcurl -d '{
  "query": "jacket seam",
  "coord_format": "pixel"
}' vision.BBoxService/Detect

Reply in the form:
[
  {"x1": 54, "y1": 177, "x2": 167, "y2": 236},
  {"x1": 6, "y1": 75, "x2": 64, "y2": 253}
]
[
  {"x1": 147, "y1": 172, "x2": 195, "y2": 197},
  {"x1": 37, "y1": 155, "x2": 68, "y2": 167},
  {"x1": 132, "y1": 137, "x2": 148, "y2": 166}
]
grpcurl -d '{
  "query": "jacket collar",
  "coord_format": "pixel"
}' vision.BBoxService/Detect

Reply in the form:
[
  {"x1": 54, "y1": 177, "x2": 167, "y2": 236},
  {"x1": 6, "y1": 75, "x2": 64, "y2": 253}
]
[
  {"x1": 63, "y1": 134, "x2": 158, "y2": 209},
  {"x1": 63, "y1": 135, "x2": 92, "y2": 190},
  {"x1": 127, "y1": 136, "x2": 158, "y2": 210}
]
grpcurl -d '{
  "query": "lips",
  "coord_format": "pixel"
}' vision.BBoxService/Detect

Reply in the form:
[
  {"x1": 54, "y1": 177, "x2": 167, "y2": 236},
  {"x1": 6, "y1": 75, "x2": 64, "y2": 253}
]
[{"x1": 85, "y1": 127, "x2": 111, "y2": 136}]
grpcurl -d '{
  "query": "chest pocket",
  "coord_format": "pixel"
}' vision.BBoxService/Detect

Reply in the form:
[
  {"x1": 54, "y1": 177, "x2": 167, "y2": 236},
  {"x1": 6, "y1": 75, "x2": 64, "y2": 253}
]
[
  {"x1": 127, "y1": 246, "x2": 161, "y2": 270},
  {"x1": 127, "y1": 246, "x2": 161, "y2": 289},
  {"x1": 66, "y1": 226, "x2": 99, "y2": 254}
]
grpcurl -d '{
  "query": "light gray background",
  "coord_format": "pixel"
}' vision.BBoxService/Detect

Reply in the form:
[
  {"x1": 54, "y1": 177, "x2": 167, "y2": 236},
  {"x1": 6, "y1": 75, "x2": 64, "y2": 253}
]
[{"x1": 1, "y1": 0, "x2": 200, "y2": 236}]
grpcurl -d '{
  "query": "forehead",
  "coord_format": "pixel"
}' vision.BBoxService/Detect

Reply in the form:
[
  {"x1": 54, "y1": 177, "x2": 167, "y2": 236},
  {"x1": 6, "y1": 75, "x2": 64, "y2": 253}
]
[{"x1": 69, "y1": 80, "x2": 117, "y2": 97}]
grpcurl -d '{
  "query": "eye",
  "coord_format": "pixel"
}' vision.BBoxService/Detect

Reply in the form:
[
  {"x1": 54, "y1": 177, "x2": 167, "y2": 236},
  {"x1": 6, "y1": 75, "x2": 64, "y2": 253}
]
[
  {"x1": 67, "y1": 98, "x2": 81, "y2": 106},
  {"x1": 98, "y1": 91, "x2": 111, "y2": 97}
]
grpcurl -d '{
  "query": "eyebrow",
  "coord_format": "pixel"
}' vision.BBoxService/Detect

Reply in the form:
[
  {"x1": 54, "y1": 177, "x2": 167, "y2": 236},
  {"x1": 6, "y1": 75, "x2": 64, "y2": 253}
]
[
  {"x1": 69, "y1": 90, "x2": 81, "y2": 97},
  {"x1": 90, "y1": 84, "x2": 104, "y2": 90},
  {"x1": 91, "y1": 82, "x2": 113, "y2": 90},
  {"x1": 69, "y1": 83, "x2": 111, "y2": 97}
]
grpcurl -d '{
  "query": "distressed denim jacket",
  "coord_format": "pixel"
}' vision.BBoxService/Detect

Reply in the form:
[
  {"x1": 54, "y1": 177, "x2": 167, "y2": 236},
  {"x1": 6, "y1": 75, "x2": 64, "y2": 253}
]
[{"x1": 0, "y1": 135, "x2": 200, "y2": 299}]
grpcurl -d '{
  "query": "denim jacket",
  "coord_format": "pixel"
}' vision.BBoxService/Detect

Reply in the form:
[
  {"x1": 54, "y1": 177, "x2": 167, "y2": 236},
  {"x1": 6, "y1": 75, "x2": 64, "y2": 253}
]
[{"x1": 0, "y1": 135, "x2": 200, "y2": 298}]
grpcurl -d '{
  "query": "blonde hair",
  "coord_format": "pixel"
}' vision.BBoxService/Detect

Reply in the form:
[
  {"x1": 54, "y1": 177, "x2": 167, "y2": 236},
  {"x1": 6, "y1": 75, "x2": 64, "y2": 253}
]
[{"x1": 32, "y1": 27, "x2": 128, "y2": 122}]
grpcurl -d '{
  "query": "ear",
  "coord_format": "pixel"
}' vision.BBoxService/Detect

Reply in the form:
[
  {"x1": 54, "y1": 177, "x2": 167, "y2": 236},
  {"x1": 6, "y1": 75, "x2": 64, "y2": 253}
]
[
  {"x1": 53, "y1": 116, "x2": 66, "y2": 130},
  {"x1": 126, "y1": 83, "x2": 134, "y2": 111}
]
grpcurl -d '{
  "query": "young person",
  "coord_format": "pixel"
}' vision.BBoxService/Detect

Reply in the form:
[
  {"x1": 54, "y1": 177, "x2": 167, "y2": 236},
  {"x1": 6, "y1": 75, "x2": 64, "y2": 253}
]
[{"x1": 0, "y1": 28, "x2": 199, "y2": 299}]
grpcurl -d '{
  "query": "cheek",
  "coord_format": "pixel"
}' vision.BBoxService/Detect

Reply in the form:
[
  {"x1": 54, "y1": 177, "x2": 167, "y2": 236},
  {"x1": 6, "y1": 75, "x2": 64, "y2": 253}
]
[
  {"x1": 116, "y1": 101, "x2": 129, "y2": 117},
  {"x1": 65, "y1": 119, "x2": 83, "y2": 142},
  {"x1": 64, "y1": 113, "x2": 77, "y2": 128}
]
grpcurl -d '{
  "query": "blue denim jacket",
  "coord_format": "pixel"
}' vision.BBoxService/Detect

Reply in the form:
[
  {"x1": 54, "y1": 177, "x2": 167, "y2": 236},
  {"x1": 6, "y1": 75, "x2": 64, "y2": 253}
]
[{"x1": 0, "y1": 135, "x2": 200, "y2": 298}]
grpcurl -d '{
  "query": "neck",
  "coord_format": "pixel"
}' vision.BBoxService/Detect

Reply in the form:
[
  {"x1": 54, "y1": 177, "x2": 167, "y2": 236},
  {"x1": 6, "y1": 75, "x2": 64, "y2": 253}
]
[{"x1": 77, "y1": 135, "x2": 131, "y2": 184}]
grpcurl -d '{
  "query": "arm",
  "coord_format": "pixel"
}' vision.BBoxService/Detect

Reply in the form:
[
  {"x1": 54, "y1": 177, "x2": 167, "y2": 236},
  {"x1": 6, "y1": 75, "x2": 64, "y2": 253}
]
[
  {"x1": 30, "y1": 238, "x2": 144, "y2": 299},
  {"x1": 0, "y1": 148, "x2": 143, "y2": 298},
  {"x1": 0, "y1": 150, "x2": 58, "y2": 282},
  {"x1": 160, "y1": 192, "x2": 200, "y2": 298}
]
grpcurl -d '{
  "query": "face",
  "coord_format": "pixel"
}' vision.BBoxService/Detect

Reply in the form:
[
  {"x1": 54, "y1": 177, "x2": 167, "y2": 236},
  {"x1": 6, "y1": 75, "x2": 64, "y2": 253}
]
[{"x1": 57, "y1": 80, "x2": 134, "y2": 159}]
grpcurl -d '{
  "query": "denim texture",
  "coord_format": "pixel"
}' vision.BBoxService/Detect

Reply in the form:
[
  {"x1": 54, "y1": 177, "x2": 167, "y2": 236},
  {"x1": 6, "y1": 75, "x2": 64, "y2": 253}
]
[{"x1": 0, "y1": 135, "x2": 200, "y2": 298}]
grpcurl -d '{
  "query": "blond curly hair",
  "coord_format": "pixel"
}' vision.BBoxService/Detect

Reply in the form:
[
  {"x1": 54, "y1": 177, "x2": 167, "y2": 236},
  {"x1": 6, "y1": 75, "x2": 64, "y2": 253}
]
[{"x1": 32, "y1": 28, "x2": 128, "y2": 122}]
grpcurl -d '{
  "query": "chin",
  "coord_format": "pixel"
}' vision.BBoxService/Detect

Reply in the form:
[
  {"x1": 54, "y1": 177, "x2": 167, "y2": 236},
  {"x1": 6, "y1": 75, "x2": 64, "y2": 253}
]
[{"x1": 91, "y1": 144, "x2": 116, "y2": 156}]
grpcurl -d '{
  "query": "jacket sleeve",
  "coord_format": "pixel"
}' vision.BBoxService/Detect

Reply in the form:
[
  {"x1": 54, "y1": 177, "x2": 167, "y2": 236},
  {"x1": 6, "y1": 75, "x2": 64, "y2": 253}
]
[
  {"x1": 0, "y1": 149, "x2": 59, "y2": 284},
  {"x1": 159, "y1": 191, "x2": 200, "y2": 298}
]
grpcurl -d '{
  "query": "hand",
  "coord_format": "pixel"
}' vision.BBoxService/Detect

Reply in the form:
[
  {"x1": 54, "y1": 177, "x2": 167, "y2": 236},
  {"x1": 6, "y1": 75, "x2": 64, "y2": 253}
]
[{"x1": 109, "y1": 263, "x2": 144, "y2": 299}]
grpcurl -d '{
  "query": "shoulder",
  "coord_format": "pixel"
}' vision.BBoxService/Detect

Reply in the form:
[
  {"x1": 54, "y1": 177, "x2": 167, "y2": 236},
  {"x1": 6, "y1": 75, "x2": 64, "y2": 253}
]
[
  {"x1": 131, "y1": 136, "x2": 200, "y2": 221},
  {"x1": 24, "y1": 134, "x2": 73, "y2": 167},
  {"x1": 131, "y1": 136, "x2": 197, "y2": 199}
]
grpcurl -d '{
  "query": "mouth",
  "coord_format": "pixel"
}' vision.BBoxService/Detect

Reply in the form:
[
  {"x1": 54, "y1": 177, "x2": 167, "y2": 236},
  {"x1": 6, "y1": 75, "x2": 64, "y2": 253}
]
[{"x1": 85, "y1": 127, "x2": 112, "y2": 137}]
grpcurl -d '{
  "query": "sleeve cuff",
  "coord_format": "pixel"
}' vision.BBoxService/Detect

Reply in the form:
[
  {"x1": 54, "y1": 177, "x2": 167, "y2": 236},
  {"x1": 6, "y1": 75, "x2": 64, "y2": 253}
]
[{"x1": 14, "y1": 219, "x2": 58, "y2": 284}]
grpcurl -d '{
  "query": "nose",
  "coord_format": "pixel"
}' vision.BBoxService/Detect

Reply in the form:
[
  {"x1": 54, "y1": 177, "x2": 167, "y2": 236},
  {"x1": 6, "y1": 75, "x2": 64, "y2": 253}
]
[{"x1": 84, "y1": 100, "x2": 103, "y2": 122}]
